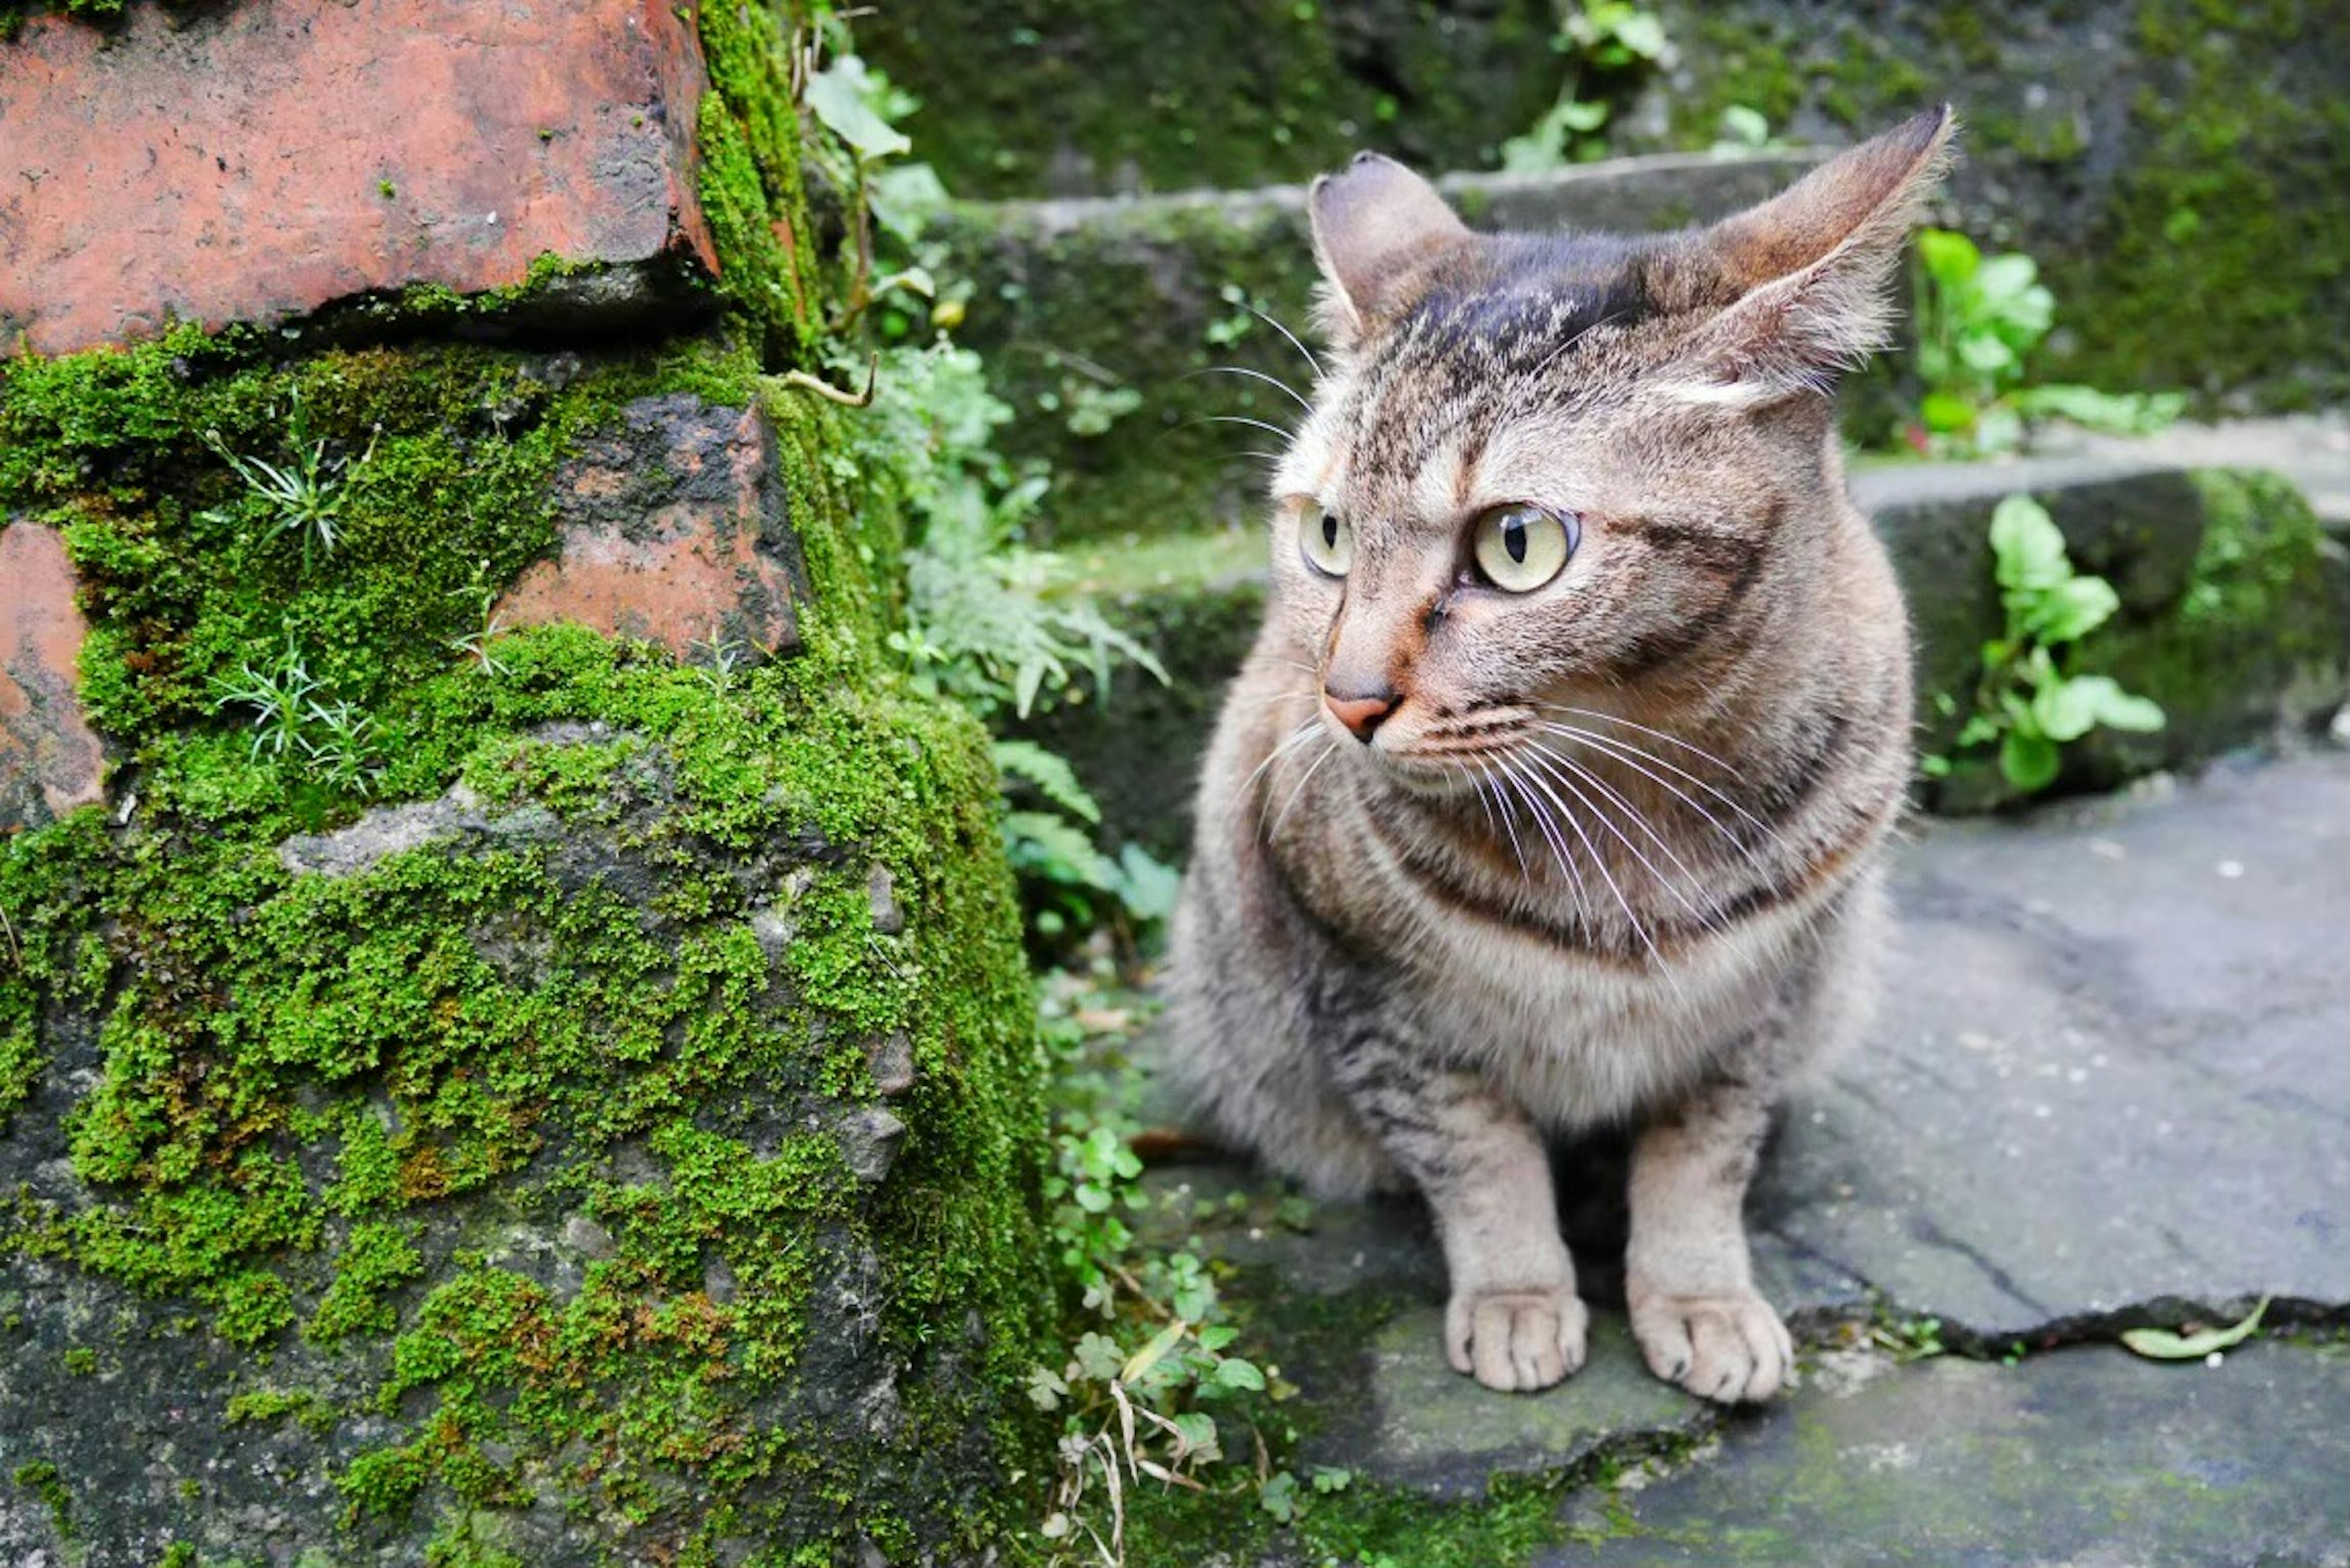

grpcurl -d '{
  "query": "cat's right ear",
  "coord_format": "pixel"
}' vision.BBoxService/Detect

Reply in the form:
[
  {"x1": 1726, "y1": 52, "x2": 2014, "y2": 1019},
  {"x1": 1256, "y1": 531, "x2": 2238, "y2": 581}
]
[{"x1": 1308, "y1": 153, "x2": 1472, "y2": 346}]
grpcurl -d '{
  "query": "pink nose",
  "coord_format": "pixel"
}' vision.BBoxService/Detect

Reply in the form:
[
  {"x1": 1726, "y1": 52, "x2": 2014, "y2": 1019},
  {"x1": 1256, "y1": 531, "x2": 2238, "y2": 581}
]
[{"x1": 1324, "y1": 688, "x2": 1397, "y2": 743}]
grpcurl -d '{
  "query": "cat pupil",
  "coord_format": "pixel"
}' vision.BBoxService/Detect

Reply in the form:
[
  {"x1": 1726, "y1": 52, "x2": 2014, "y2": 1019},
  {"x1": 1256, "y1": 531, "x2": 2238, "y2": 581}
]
[
  {"x1": 1505, "y1": 518, "x2": 1528, "y2": 564},
  {"x1": 1322, "y1": 513, "x2": 1339, "y2": 548}
]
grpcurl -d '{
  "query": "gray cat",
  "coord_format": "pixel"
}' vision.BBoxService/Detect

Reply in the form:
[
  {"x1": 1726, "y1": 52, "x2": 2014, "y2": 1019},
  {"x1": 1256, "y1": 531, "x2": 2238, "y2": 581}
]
[{"x1": 1166, "y1": 108, "x2": 1955, "y2": 1402}]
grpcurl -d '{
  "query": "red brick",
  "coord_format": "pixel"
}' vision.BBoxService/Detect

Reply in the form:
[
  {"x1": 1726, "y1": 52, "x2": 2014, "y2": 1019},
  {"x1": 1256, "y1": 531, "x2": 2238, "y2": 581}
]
[
  {"x1": 496, "y1": 396, "x2": 805, "y2": 660},
  {"x1": 0, "y1": 0, "x2": 716, "y2": 356},
  {"x1": 0, "y1": 521, "x2": 105, "y2": 830}
]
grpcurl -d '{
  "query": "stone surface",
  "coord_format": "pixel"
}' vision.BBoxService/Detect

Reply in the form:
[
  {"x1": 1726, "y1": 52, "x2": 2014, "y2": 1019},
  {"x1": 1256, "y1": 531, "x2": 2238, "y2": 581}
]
[
  {"x1": 0, "y1": 0, "x2": 715, "y2": 355},
  {"x1": 497, "y1": 394, "x2": 808, "y2": 660},
  {"x1": 0, "y1": 520, "x2": 103, "y2": 831},
  {"x1": 1753, "y1": 750, "x2": 2350, "y2": 1340},
  {"x1": 1541, "y1": 1342, "x2": 2350, "y2": 1567},
  {"x1": 1330, "y1": 1311, "x2": 1707, "y2": 1500}
]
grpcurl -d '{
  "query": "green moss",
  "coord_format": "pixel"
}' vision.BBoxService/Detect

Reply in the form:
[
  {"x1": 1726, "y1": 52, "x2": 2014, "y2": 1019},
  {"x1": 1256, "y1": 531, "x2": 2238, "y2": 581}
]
[
  {"x1": 2037, "y1": 0, "x2": 2350, "y2": 408},
  {"x1": 856, "y1": 0, "x2": 1558, "y2": 200},
  {"x1": 2071, "y1": 468, "x2": 2348, "y2": 778},
  {"x1": 12, "y1": 1458, "x2": 74, "y2": 1540}
]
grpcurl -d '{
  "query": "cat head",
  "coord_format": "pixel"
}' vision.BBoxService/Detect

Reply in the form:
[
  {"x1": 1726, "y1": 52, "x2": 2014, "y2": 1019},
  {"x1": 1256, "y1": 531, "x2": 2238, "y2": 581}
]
[{"x1": 1266, "y1": 108, "x2": 1954, "y2": 793}]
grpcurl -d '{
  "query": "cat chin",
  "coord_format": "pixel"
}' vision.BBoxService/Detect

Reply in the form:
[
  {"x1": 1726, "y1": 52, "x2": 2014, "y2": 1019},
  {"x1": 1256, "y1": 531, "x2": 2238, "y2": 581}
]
[{"x1": 1370, "y1": 752, "x2": 1483, "y2": 800}]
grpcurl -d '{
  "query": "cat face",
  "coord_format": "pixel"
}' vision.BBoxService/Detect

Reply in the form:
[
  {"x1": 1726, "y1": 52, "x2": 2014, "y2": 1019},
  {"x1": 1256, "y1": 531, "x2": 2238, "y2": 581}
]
[{"x1": 1264, "y1": 110, "x2": 1954, "y2": 794}]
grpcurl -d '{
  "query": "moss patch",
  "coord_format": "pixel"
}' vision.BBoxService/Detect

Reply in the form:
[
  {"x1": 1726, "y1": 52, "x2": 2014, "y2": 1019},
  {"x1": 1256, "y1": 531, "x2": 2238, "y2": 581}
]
[
  {"x1": 856, "y1": 0, "x2": 1560, "y2": 199},
  {"x1": 0, "y1": 2, "x2": 1054, "y2": 1559}
]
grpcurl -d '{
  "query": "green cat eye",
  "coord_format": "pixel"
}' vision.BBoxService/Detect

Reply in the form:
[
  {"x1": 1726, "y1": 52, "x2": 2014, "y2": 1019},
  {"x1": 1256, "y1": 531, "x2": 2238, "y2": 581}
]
[
  {"x1": 1470, "y1": 503, "x2": 1578, "y2": 592},
  {"x1": 1299, "y1": 502, "x2": 1352, "y2": 577}
]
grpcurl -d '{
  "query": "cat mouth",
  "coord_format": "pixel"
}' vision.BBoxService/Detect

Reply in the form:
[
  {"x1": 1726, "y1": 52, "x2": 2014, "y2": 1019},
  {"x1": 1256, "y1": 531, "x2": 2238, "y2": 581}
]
[{"x1": 1369, "y1": 712, "x2": 1536, "y2": 797}]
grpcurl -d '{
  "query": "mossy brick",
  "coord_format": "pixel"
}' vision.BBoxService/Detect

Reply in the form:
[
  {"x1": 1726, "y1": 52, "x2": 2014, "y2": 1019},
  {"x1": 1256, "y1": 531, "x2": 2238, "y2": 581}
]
[
  {"x1": 497, "y1": 394, "x2": 811, "y2": 663},
  {"x1": 0, "y1": 519, "x2": 104, "y2": 831},
  {"x1": 0, "y1": 0, "x2": 718, "y2": 356}
]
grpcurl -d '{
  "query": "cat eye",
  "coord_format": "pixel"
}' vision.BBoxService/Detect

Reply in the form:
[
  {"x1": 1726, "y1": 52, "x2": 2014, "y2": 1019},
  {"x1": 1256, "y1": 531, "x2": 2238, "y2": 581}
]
[
  {"x1": 1298, "y1": 502, "x2": 1353, "y2": 577},
  {"x1": 1469, "y1": 503, "x2": 1578, "y2": 592}
]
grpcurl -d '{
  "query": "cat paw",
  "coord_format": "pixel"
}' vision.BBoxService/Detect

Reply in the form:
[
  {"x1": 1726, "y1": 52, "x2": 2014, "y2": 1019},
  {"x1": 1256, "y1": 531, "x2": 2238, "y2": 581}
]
[
  {"x1": 1444, "y1": 1286, "x2": 1589, "y2": 1392},
  {"x1": 1627, "y1": 1286, "x2": 1795, "y2": 1404}
]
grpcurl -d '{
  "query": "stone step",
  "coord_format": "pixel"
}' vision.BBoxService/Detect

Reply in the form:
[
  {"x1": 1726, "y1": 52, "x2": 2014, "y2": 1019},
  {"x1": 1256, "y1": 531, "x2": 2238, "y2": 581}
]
[
  {"x1": 1118, "y1": 750, "x2": 2350, "y2": 1559},
  {"x1": 1013, "y1": 432, "x2": 2350, "y2": 849}
]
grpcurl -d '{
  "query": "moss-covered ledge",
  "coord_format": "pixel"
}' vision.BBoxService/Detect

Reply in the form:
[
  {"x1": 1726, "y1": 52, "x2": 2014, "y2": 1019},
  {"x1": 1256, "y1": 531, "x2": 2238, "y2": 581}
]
[{"x1": 0, "y1": 2, "x2": 1056, "y2": 1561}]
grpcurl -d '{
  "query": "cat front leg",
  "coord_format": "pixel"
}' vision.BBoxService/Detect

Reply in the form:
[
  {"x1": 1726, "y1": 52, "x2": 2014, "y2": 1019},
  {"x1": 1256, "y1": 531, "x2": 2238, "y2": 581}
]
[
  {"x1": 1624, "y1": 1069, "x2": 1794, "y2": 1403},
  {"x1": 1329, "y1": 1036, "x2": 1586, "y2": 1392}
]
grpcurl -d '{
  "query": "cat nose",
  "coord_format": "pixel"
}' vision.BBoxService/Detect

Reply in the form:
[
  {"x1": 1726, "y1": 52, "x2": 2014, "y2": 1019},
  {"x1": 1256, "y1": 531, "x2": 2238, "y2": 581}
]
[{"x1": 1324, "y1": 686, "x2": 1398, "y2": 742}]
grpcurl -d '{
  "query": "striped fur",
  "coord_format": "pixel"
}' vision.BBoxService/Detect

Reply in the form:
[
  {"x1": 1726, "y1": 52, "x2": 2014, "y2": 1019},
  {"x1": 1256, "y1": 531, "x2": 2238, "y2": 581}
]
[{"x1": 1166, "y1": 110, "x2": 1955, "y2": 1402}]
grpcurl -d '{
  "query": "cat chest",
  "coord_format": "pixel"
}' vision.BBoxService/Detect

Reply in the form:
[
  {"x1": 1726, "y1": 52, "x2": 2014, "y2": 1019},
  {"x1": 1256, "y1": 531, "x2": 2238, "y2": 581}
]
[{"x1": 1392, "y1": 886, "x2": 1815, "y2": 1125}]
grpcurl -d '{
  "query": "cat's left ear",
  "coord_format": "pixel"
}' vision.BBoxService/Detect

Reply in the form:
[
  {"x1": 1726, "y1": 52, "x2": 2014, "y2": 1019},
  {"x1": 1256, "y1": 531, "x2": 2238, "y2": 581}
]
[
  {"x1": 1672, "y1": 105, "x2": 1958, "y2": 404},
  {"x1": 1308, "y1": 153, "x2": 1474, "y2": 346}
]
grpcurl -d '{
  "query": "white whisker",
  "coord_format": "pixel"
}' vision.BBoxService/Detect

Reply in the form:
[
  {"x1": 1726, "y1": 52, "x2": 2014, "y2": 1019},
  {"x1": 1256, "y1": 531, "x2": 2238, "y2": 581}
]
[
  {"x1": 1244, "y1": 304, "x2": 1326, "y2": 381},
  {"x1": 1495, "y1": 756, "x2": 1589, "y2": 924},
  {"x1": 1532, "y1": 720, "x2": 1775, "y2": 873},
  {"x1": 1534, "y1": 717, "x2": 1791, "y2": 861},
  {"x1": 1189, "y1": 364, "x2": 1313, "y2": 413},
  {"x1": 1509, "y1": 747, "x2": 1673, "y2": 979},
  {"x1": 1240, "y1": 719, "x2": 1321, "y2": 804},
  {"x1": 1188, "y1": 413, "x2": 1296, "y2": 443},
  {"x1": 1269, "y1": 739, "x2": 1340, "y2": 838},
  {"x1": 1523, "y1": 744, "x2": 1724, "y2": 934}
]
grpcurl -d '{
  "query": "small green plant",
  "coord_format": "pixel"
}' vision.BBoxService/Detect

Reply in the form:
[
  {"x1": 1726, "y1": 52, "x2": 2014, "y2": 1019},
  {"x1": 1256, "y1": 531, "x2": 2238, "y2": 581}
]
[
  {"x1": 858, "y1": 341, "x2": 1171, "y2": 941},
  {"x1": 209, "y1": 634, "x2": 384, "y2": 794},
  {"x1": 210, "y1": 635, "x2": 324, "y2": 762},
  {"x1": 201, "y1": 393, "x2": 376, "y2": 568},
  {"x1": 1709, "y1": 103, "x2": 1783, "y2": 154},
  {"x1": 1031, "y1": 974, "x2": 1318, "y2": 1565},
  {"x1": 1499, "y1": 1, "x2": 1670, "y2": 170},
  {"x1": 445, "y1": 558, "x2": 511, "y2": 676},
  {"x1": 1910, "y1": 229, "x2": 2185, "y2": 455},
  {"x1": 1870, "y1": 1312, "x2": 1946, "y2": 1363},
  {"x1": 1928, "y1": 494, "x2": 2166, "y2": 793}
]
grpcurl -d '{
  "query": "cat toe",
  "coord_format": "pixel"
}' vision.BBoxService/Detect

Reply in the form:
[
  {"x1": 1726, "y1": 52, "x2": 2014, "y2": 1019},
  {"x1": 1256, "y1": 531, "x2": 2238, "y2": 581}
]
[
  {"x1": 1447, "y1": 1287, "x2": 1589, "y2": 1393},
  {"x1": 1628, "y1": 1288, "x2": 1794, "y2": 1404}
]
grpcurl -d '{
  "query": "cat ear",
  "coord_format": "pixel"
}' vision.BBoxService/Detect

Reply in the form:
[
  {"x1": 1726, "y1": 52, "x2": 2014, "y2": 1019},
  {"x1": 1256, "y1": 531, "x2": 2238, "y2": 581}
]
[
  {"x1": 1669, "y1": 105, "x2": 1958, "y2": 406},
  {"x1": 1308, "y1": 153, "x2": 1474, "y2": 345}
]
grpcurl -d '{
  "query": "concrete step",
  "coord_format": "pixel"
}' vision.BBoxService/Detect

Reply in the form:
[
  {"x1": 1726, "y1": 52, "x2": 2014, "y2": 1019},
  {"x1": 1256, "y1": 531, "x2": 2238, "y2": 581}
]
[{"x1": 1013, "y1": 431, "x2": 2350, "y2": 850}]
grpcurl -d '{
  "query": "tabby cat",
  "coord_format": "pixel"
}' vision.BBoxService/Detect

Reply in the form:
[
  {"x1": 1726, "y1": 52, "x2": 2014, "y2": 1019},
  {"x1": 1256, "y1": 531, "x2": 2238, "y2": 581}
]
[{"x1": 1166, "y1": 108, "x2": 1955, "y2": 1402}]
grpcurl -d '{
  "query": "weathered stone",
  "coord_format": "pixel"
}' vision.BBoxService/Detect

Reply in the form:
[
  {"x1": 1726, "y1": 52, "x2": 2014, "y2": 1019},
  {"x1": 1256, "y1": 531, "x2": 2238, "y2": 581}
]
[
  {"x1": 276, "y1": 782, "x2": 570, "y2": 876},
  {"x1": 1541, "y1": 1342, "x2": 2350, "y2": 1567},
  {"x1": 1753, "y1": 750, "x2": 2350, "y2": 1340},
  {"x1": 1140, "y1": 748, "x2": 2350, "y2": 1421},
  {"x1": 0, "y1": 0, "x2": 716, "y2": 355},
  {"x1": 1322, "y1": 1311, "x2": 1709, "y2": 1499},
  {"x1": 496, "y1": 395, "x2": 809, "y2": 661},
  {"x1": 838, "y1": 1108, "x2": 908, "y2": 1185},
  {"x1": 869, "y1": 1030, "x2": 917, "y2": 1097},
  {"x1": 0, "y1": 520, "x2": 103, "y2": 831},
  {"x1": 867, "y1": 864, "x2": 904, "y2": 935}
]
